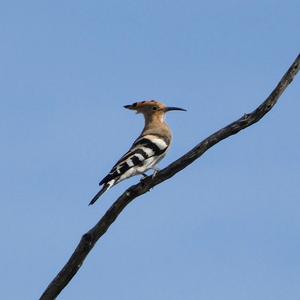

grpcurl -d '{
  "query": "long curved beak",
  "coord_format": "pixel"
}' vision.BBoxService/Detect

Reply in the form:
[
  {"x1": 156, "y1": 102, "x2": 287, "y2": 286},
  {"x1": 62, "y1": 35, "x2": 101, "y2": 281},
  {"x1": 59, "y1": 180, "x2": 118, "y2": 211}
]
[{"x1": 165, "y1": 106, "x2": 187, "y2": 112}]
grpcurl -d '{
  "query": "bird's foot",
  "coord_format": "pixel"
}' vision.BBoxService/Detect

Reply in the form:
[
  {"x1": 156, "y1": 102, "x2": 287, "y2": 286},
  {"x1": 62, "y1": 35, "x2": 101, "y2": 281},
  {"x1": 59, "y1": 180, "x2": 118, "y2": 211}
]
[
  {"x1": 151, "y1": 168, "x2": 159, "y2": 178},
  {"x1": 140, "y1": 173, "x2": 148, "y2": 185},
  {"x1": 139, "y1": 169, "x2": 159, "y2": 190}
]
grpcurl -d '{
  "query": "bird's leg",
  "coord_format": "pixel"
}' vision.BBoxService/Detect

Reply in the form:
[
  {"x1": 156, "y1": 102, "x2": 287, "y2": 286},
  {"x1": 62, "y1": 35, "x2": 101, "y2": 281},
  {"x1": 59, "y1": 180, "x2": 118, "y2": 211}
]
[
  {"x1": 139, "y1": 173, "x2": 148, "y2": 184},
  {"x1": 151, "y1": 167, "x2": 160, "y2": 178},
  {"x1": 146, "y1": 168, "x2": 160, "y2": 192},
  {"x1": 139, "y1": 168, "x2": 159, "y2": 190}
]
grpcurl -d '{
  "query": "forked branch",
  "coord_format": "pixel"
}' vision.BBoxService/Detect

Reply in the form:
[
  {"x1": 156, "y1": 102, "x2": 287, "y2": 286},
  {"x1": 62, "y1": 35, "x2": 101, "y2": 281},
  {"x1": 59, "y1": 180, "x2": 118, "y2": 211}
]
[{"x1": 40, "y1": 54, "x2": 300, "y2": 300}]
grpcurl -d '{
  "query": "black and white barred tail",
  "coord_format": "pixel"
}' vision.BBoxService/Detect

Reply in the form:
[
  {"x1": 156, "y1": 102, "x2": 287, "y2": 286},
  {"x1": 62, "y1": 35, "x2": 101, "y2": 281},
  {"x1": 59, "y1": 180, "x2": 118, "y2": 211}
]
[{"x1": 89, "y1": 183, "x2": 111, "y2": 205}]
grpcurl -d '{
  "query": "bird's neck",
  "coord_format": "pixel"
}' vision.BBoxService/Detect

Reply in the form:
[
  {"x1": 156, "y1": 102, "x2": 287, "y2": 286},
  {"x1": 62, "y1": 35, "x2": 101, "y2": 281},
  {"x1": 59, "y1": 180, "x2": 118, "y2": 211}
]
[
  {"x1": 141, "y1": 113, "x2": 172, "y2": 140},
  {"x1": 144, "y1": 112, "x2": 165, "y2": 125}
]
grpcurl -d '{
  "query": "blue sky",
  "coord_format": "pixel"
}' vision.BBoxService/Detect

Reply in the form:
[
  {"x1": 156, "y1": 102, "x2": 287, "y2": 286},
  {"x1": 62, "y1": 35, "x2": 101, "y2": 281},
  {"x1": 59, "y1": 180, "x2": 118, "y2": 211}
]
[{"x1": 1, "y1": 1, "x2": 299, "y2": 299}]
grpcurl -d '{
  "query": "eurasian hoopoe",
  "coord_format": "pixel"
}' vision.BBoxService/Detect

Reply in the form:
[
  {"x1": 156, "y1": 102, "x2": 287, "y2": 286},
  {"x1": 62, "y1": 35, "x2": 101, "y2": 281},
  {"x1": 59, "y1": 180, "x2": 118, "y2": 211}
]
[{"x1": 89, "y1": 100, "x2": 186, "y2": 205}]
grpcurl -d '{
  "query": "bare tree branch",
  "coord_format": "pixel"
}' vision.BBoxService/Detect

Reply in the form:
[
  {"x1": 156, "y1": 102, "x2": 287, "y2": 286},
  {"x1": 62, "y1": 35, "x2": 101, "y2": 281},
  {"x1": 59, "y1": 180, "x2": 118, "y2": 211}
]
[{"x1": 40, "y1": 54, "x2": 300, "y2": 300}]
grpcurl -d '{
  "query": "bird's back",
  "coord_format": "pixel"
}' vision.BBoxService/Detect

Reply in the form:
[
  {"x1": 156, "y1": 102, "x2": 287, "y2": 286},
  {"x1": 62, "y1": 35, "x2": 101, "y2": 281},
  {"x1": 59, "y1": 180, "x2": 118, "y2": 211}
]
[{"x1": 99, "y1": 127, "x2": 172, "y2": 186}]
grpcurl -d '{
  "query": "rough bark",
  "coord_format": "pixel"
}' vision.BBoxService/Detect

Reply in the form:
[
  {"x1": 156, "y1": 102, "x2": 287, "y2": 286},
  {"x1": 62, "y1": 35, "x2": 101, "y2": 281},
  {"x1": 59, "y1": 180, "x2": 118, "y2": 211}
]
[{"x1": 40, "y1": 54, "x2": 300, "y2": 300}]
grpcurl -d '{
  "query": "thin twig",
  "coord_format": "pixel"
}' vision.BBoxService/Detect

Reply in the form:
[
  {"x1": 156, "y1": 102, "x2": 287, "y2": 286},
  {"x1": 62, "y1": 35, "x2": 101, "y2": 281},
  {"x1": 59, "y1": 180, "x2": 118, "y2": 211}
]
[{"x1": 40, "y1": 54, "x2": 300, "y2": 300}]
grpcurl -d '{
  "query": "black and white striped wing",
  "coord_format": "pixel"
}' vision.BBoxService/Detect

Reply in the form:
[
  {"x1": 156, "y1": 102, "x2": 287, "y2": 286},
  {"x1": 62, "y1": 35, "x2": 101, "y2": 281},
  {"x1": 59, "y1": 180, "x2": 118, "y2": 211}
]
[{"x1": 99, "y1": 134, "x2": 169, "y2": 186}]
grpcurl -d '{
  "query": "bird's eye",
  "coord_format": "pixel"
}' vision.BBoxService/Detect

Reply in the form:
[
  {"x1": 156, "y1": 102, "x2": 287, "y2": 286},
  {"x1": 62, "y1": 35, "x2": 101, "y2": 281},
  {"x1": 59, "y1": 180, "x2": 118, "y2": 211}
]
[{"x1": 152, "y1": 106, "x2": 158, "y2": 111}]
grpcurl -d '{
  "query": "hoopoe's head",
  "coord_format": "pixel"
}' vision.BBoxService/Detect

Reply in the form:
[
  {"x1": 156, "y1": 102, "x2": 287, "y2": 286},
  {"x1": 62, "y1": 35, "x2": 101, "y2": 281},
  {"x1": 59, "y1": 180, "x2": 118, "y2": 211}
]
[{"x1": 124, "y1": 100, "x2": 186, "y2": 117}]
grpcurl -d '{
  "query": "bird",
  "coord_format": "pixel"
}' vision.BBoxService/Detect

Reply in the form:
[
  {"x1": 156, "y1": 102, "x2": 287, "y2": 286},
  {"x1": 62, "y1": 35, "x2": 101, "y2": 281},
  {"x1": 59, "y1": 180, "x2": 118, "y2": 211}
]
[{"x1": 89, "y1": 100, "x2": 186, "y2": 205}]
